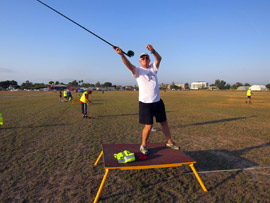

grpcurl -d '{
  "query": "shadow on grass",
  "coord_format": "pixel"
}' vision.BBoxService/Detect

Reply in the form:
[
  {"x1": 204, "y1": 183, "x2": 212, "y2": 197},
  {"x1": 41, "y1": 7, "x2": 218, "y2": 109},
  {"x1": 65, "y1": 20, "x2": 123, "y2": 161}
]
[
  {"x1": 185, "y1": 142, "x2": 270, "y2": 171},
  {"x1": 94, "y1": 111, "x2": 174, "y2": 119},
  {"x1": 94, "y1": 113, "x2": 138, "y2": 118},
  {"x1": 0, "y1": 123, "x2": 69, "y2": 130},
  {"x1": 169, "y1": 115, "x2": 256, "y2": 129},
  {"x1": 185, "y1": 142, "x2": 270, "y2": 191}
]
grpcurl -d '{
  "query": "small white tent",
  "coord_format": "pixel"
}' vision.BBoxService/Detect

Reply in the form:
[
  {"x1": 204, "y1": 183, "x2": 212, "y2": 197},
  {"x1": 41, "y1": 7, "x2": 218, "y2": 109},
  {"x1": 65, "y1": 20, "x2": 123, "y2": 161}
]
[
  {"x1": 250, "y1": 85, "x2": 267, "y2": 91},
  {"x1": 237, "y1": 86, "x2": 249, "y2": 91}
]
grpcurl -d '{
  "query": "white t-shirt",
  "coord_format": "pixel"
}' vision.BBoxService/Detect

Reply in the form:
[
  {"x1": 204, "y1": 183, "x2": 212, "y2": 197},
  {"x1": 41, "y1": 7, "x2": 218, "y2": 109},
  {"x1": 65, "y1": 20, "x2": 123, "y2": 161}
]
[{"x1": 133, "y1": 63, "x2": 160, "y2": 103}]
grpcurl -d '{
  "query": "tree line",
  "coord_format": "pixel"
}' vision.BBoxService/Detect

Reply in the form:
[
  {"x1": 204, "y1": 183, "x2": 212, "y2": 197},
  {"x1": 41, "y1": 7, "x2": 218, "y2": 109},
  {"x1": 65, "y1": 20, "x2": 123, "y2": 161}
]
[
  {"x1": 170, "y1": 80, "x2": 270, "y2": 90},
  {"x1": 212, "y1": 80, "x2": 270, "y2": 90},
  {"x1": 0, "y1": 80, "x2": 116, "y2": 90},
  {"x1": 1, "y1": 79, "x2": 270, "y2": 90}
]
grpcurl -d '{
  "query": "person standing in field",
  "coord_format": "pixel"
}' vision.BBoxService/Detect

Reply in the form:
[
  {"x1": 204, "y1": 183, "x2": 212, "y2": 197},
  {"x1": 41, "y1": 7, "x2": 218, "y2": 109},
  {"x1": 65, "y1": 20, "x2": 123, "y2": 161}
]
[
  {"x1": 80, "y1": 89, "x2": 93, "y2": 118},
  {"x1": 59, "y1": 90, "x2": 63, "y2": 102},
  {"x1": 246, "y1": 88, "x2": 253, "y2": 104},
  {"x1": 63, "y1": 89, "x2": 68, "y2": 102},
  {"x1": 0, "y1": 113, "x2": 3, "y2": 125},
  {"x1": 67, "y1": 89, "x2": 73, "y2": 101},
  {"x1": 114, "y1": 44, "x2": 180, "y2": 155}
]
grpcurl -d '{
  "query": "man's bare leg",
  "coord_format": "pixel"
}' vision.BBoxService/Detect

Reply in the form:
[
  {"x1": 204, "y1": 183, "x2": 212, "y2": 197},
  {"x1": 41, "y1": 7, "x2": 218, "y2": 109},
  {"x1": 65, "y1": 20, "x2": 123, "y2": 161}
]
[
  {"x1": 160, "y1": 120, "x2": 173, "y2": 143},
  {"x1": 142, "y1": 124, "x2": 152, "y2": 146}
]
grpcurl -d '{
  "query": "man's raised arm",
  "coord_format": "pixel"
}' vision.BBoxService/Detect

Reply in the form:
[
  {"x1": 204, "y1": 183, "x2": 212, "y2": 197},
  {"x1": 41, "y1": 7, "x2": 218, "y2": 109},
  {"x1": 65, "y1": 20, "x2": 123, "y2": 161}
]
[
  {"x1": 114, "y1": 46, "x2": 136, "y2": 75},
  {"x1": 146, "y1": 44, "x2": 162, "y2": 69}
]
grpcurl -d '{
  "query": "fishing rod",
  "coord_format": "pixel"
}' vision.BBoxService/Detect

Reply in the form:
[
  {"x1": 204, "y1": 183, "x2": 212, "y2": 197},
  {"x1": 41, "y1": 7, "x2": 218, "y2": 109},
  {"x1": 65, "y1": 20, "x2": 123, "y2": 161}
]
[{"x1": 36, "y1": 0, "x2": 134, "y2": 57}]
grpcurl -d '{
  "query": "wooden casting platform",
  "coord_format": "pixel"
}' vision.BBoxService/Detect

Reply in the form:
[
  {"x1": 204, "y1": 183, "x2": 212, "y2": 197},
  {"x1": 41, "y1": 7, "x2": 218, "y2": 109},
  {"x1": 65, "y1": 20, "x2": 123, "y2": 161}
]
[{"x1": 93, "y1": 143, "x2": 208, "y2": 202}]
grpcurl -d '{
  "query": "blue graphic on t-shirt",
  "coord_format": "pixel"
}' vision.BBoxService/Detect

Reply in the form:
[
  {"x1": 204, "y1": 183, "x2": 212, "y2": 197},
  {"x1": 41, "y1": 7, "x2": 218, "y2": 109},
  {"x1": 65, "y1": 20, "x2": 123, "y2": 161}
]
[{"x1": 146, "y1": 72, "x2": 156, "y2": 81}]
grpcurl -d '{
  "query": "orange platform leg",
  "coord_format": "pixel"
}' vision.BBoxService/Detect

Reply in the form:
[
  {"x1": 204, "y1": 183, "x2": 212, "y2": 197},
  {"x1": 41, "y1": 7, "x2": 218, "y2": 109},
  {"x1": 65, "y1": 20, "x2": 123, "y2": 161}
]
[
  {"x1": 94, "y1": 151, "x2": 103, "y2": 166},
  {"x1": 94, "y1": 168, "x2": 110, "y2": 203},
  {"x1": 189, "y1": 163, "x2": 208, "y2": 192}
]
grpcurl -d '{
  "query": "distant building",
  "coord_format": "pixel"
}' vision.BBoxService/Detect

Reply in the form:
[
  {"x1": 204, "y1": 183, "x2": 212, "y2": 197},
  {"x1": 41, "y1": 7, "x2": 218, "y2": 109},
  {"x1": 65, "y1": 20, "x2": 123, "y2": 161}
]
[
  {"x1": 175, "y1": 84, "x2": 185, "y2": 90},
  {"x1": 40, "y1": 88, "x2": 49, "y2": 91},
  {"x1": 8, "y1": 85, "x2": 16, "y2": 91},
  {"x1": 53, "y1": 84, "x2": 67, "y2": 90},
  {"x1": 209, "y1": 86, "x2": 218, "y2": 90},
  {"x1": 102, "y1": 87, "x2": 116, "y2": 91},
  {"x1": 190, "y1": 81, "x2": 208, "y2": 90},
  {"x1": 159, "y1": 84, "x2": 169, "y2": 89},
  {"x1": 124, "y1": 86, "x2": 136, "y2": 91},
  {"x1": 250, "y1": 85, "x2": 267, "y2": 91},
  {"x1": 237, "y1": 86, "x2": 249, "y2": 91}
]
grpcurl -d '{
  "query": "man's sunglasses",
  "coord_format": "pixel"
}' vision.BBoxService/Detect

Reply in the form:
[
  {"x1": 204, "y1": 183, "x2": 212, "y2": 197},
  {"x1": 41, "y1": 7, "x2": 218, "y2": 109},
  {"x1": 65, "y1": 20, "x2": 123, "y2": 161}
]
[{"x1": 140, "y1": 56, "x2": 149, "y2": 60}]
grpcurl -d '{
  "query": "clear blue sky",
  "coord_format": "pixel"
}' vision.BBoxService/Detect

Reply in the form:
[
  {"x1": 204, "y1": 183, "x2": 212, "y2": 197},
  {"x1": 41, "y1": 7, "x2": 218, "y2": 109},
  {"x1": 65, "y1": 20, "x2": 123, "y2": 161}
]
[{"x1": 1, "y1": 0, "x2": 269, "y2": 86}]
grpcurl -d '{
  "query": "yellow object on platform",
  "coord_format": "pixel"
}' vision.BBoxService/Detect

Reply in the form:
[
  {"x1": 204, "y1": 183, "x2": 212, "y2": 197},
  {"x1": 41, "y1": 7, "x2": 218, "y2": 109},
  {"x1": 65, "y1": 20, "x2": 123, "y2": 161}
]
[{"x1": 114, "y1": 150, "x2": 135, "y2": 163}]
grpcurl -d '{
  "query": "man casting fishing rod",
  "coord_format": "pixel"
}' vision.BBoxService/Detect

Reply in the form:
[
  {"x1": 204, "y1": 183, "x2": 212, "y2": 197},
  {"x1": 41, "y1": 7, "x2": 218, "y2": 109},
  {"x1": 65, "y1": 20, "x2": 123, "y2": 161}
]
[
  {"x1": 114, "y1": 45, "x2": 180, "y2": 155},
  {"x1": 37, "y1": 1, "x2": 177, "y2": 152}
]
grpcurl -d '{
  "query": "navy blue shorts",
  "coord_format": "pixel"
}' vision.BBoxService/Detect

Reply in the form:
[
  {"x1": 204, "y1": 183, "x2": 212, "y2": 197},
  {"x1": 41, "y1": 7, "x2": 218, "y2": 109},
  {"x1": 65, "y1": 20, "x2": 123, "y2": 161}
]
[{"x1": 139, "y1": 99, "x2": 167, "y2": 125}]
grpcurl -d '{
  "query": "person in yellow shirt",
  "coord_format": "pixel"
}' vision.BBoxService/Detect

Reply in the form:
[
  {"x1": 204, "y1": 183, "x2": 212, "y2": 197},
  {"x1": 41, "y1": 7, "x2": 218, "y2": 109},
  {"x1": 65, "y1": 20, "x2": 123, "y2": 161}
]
[
  {"x1": 0, "y1": 113, "x2": 3, "y2": 125},
  {"x1": 80, "y1": 90, "x2": 93, "y2": 118},
  {"x1": 246, "y1": 88, "x2": 252, "y2": 104},
  {"x1": 63, "y1": 90, "x2": 68, "y2": 102}
]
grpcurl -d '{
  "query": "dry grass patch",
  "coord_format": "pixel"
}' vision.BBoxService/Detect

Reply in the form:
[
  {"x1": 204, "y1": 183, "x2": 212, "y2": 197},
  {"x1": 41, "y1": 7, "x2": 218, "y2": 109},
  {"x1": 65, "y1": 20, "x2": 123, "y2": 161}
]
[{"x1": 1, "y1": 90, "x2": 270, "y2": 202}]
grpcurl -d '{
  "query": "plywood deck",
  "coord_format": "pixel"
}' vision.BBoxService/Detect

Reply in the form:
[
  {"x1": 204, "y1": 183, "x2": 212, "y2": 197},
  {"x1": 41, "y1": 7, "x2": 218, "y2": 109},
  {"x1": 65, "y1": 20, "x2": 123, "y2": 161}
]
[{"x1": 102, "y1": 143, "x2": 196, "y2": 170}]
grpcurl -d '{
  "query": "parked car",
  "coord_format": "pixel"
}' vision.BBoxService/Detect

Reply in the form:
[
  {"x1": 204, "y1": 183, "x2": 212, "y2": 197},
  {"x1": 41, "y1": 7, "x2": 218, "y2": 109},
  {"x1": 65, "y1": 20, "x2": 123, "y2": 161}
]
[{"x1": 76, "y1": 89, "x2": 84, "y2": 93}]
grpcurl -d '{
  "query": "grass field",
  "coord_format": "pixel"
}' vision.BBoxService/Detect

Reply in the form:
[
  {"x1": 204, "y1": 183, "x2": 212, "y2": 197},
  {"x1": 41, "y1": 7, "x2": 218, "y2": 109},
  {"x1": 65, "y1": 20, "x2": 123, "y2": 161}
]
[{"x1": 0, "y1": 90, "x2": 270, "y2": 202}]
